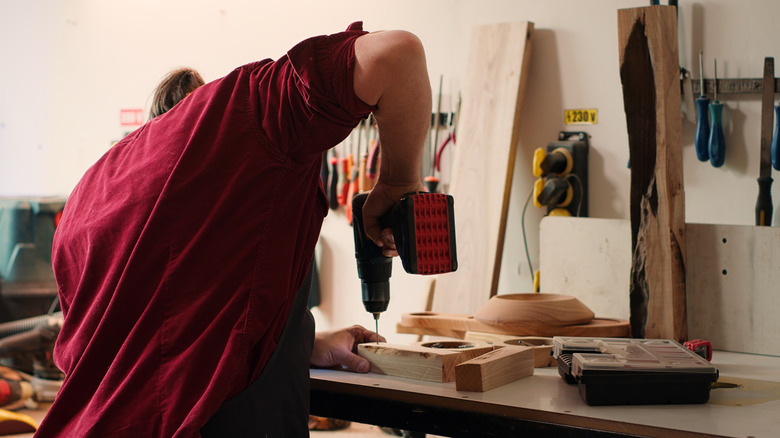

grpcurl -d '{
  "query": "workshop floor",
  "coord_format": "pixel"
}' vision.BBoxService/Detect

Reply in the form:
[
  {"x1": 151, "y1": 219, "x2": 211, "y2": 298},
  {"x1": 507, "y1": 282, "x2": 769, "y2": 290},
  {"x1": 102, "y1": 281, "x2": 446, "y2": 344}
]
[
  {"x1": 311, "y1": 422, "x2": 388, "y2": 436},
  {"x1": 311, "y1": 421, "x2": 445, "y2": 437},
  {"x1": 9, "y1": 409, "x2": 438, "y2": 437}
]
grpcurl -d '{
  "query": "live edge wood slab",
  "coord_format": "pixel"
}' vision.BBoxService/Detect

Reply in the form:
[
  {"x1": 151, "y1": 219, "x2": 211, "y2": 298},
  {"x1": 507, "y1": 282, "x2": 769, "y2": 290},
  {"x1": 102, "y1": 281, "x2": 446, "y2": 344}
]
[
  {"x1": 357, "y1": 341, "x2": 493, "y2": 383},
  {"x1": 618, "y1": 5, "x2": 686, "y2": 341}
]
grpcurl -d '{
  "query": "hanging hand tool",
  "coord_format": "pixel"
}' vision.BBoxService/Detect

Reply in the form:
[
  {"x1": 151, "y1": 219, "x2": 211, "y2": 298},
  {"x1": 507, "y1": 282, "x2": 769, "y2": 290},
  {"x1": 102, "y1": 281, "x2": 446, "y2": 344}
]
[
  {"x1": 367, "y1": 136, "x2": 380, "y2": 181},
  {"x1": 337, "y1": 141, "x2": 349, "y2": 206},
  {"x1": 435, "y1": 130, "x2": 455, "y2": 173},
  {"x1": 346, "y1": 120, "x2": 364, "y2": 223},
  {"x1": 708, "y1": 59, "x2": 726, "y2": 167},
  {"x1": 351, "y1": 192, "x2": 458, "y2": 339},
  {"x1": 320, "y1": 151, "x2": 329, "y2": 187},
  {"x1": 328, "y1": 150, "x2": 340, "y2": 210},
  {"x1": 424, "y1": 75, "x2": 444, "y2": 193},
  {"x1": 694, "y1": 51, "x2": 710, "y2": 162},
  {"x1": 435, "y1": 92, "x2": 460, "y2": 174},
  {"x1": 756, "y1": 57, "x2": 775, "y2": 226},
  {"x1": 772, "y1": 103, "x2": 780, "y2": 171},
  {"x1": 358, "y1": 116, "x2": 373, "y2": 192}
]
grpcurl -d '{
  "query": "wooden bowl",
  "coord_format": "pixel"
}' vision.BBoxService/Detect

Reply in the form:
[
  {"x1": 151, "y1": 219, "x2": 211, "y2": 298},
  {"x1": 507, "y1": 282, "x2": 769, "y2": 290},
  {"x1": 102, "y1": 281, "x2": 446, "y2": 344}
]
[{"x1": 473, "y1": 293, "x2": 595, "y2": 329}]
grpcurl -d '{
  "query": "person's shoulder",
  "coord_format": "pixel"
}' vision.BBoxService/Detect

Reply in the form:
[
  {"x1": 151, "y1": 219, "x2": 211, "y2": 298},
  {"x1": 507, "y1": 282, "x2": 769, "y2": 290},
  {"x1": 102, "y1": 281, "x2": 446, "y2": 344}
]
[{"x1": 235, "y1": 59, "x2": 275, "y2": 74}]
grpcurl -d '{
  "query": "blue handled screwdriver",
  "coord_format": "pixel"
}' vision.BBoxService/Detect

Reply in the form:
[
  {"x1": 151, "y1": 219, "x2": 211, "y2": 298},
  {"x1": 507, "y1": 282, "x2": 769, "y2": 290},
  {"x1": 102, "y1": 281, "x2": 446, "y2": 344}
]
[
  {"x1": 694, "y1": 51, "x2": 710, "y2": 162},
  {"x1": 709, "y1": 58, "x2": 726, "y2": 167}
]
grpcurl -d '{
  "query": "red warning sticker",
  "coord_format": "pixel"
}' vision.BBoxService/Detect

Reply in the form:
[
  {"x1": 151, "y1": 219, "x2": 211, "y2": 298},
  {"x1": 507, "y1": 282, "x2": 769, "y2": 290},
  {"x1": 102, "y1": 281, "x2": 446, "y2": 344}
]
[{"x1": 120, "y1": 109, "x2": 145, "y2": 126}]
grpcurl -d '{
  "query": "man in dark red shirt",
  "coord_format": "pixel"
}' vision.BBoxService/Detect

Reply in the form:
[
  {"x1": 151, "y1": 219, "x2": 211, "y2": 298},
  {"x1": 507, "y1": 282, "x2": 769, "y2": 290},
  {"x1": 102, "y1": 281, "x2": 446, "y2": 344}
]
[{"x1": 36, "y1": 22, "x2": 430, "y2": 437}]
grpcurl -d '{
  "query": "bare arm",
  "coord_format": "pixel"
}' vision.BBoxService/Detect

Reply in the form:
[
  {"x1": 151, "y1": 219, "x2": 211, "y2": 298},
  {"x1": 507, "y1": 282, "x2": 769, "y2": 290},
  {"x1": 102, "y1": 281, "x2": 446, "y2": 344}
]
[{"x1": 353, "y1": 30, "x2": 431, "y2": 253}]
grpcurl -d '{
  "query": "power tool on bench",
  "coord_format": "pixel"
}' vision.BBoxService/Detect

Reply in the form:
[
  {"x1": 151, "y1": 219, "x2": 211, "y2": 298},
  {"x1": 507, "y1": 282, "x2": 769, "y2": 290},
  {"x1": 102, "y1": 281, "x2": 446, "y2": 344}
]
[{"x1": 351, "y1": 192, "x2": 457, "y2": 335}]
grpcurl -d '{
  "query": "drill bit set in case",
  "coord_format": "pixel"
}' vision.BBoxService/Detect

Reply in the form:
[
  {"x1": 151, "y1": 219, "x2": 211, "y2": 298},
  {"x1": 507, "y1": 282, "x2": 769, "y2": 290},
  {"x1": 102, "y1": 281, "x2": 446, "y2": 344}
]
[{"x1": 552, "y1": 337, "x2": 719, "y2": 406}]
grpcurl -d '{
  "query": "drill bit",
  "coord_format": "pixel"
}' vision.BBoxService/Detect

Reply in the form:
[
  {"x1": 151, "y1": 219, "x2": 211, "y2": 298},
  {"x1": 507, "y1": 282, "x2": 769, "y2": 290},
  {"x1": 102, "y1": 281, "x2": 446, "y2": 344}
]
[{"x1": 373, "y1": 313, "x2": 380, "y2": 344}]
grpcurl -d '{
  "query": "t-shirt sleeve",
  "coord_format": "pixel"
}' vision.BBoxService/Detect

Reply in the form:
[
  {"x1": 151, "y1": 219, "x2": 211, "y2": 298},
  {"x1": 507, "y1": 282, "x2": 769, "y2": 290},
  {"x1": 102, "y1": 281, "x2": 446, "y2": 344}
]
[
  {"x1": 249, "y1": 22, "x2": 377, "y2": 160},
  {"x1": 287, "y1": 22, "x2": 376, "y2": 124},
  {"x1": 285, "y1": 22, "x2": 377, "y2": 157}
]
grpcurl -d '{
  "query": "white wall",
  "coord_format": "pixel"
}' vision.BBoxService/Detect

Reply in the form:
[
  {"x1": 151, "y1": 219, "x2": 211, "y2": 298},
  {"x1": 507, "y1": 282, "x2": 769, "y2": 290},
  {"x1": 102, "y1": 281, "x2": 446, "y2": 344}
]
[{"x1": 2, "y1": 1, "x2": 779, "y2": 342}]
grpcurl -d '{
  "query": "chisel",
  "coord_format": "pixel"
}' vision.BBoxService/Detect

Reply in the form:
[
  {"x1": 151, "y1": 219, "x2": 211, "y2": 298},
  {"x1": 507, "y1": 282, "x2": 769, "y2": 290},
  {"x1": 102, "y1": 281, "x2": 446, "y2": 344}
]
[
  {"x1": 772, "y1": 103, "x2": 780, "y2": 170},
  {"x1": 756, "y1": 57, "x2": 774, "y2": 226}
]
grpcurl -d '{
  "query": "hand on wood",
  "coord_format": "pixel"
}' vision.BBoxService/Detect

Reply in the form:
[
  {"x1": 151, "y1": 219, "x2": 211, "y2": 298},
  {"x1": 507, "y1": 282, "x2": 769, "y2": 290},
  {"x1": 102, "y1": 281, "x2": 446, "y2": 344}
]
[{"x1": 311, "y1": 325, "x2": 385, "y2": 373}]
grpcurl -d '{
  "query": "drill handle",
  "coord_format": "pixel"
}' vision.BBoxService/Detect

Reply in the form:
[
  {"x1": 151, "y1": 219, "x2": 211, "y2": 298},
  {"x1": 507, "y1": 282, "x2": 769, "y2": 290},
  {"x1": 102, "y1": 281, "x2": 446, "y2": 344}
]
[{"x1": 352, "y1": 193, "x2": 393, "y2": 315}]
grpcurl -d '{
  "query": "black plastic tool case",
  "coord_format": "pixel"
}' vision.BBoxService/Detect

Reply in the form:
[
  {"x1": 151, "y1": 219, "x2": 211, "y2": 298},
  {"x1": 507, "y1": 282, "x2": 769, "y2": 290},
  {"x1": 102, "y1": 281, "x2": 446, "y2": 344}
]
[{"x1": 552, "y1": 337, "x2": 719, "y2": 406}]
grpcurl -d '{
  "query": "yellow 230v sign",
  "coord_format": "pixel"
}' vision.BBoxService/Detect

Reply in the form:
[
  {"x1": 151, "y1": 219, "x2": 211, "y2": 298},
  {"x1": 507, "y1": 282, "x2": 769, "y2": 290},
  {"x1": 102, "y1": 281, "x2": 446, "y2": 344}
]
[{"x1": 564, "y1": 109, "x2": 598, "y2": 125}]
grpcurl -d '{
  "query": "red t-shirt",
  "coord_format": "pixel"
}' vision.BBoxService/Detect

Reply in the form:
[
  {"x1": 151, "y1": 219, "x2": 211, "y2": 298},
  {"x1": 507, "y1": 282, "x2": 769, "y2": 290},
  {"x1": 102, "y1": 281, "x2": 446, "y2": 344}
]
[{"x1": 36, "y1": 23, "x2": 374, "y2": 437}]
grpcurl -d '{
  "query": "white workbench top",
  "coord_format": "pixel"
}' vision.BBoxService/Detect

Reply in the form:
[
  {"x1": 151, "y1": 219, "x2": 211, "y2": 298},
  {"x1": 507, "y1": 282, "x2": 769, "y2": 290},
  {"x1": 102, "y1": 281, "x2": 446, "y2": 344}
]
[{"x1": 311, "y1": 350, "x2": 780, "y2": 437}]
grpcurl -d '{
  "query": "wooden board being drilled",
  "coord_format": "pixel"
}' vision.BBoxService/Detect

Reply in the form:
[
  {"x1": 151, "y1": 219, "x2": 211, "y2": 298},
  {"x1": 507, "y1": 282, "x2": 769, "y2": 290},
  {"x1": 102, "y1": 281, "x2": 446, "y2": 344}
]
[{"x1": 357, "y1": 341, "x2": 493, "y2": 383}]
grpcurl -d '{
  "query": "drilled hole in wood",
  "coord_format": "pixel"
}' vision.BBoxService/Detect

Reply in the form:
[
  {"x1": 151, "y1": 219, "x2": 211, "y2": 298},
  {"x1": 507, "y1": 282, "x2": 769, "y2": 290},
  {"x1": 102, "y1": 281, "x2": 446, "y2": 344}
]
[
  {"x1": 504, "y1": 338, "x2": 552, "y2": 347},
  {"x1": 409, "y1": 312, "x2": 436, "y2": 316},
  {"x1": 722, "y1": 237, "x2": 727, "y2": 243},
  {"x1": 722, "y1": 269, "x2": 728, "y2": 275}
]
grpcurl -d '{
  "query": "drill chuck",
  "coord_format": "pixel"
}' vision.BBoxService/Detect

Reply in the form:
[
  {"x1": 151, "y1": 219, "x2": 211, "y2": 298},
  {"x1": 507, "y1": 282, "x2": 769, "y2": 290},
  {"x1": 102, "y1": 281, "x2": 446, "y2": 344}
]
[
  {"x1": 361, "y1": 282, "x2": 390, "y2": 315},
  {"x1": 357, "y1": 258, "x2": 392, "y2": 314}
]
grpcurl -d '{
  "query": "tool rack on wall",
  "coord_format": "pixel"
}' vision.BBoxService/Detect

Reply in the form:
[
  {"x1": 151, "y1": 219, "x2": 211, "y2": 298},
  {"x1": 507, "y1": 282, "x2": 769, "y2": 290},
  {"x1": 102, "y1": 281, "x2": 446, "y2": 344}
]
[{"x1": 691, "y1": 78, "x2": 780, "y2": 95}]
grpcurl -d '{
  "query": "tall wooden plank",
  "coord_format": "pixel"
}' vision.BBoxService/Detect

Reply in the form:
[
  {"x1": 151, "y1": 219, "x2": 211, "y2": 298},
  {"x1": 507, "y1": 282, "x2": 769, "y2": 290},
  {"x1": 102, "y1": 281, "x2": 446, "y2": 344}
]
[
  {"x1": 431, "y1": 21, "x2": 534, "y2": 315},
  {"x1": 617, "y1": 6, "x2": 686, "y2": 341}
]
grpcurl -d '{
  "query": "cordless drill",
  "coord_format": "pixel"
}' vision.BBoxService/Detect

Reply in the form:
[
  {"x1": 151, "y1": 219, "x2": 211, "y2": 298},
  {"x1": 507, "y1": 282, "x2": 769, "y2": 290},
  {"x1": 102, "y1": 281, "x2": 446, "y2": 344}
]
[{"x1": 351, "y1": 192, "x2": 458, "y2": 332}]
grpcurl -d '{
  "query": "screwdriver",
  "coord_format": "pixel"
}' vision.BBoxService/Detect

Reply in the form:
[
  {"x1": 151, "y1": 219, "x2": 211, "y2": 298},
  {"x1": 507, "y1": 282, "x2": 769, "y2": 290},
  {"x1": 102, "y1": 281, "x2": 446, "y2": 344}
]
[
  {"x1": 328, "y1": 151, "x2": 339, "y2": 210},
  {"x1": 694, "y1": 51, "x2": 710, "y2": 162},
  {"x1": 756, "y1": 57, "x2": 775, "y2": 226},
  {"x1": 708, "y1": 58, "x2": 726, "y2": 167},
  {"x1": 337, "y1": 144, "x2": 348, "y2": 206},
  {"x1": 772, "y1": 103, "x2": 780, "y2": 171},
  {"x1": 425, "y1": 75, "x2": 444, "y2": 193},
  {"x1": 345, "y1": 120, "x2": 364, "y2": 224},
  {"x1": 358, "y1": 116, "x2": 373, "y2": 192}
]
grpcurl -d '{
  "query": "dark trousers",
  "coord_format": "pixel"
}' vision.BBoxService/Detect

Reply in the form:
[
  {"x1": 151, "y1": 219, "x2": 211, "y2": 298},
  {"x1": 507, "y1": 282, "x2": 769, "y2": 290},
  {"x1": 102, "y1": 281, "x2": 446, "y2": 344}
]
[{"x1": 202, "y1": 263, "x2": 315, "y2": 437}]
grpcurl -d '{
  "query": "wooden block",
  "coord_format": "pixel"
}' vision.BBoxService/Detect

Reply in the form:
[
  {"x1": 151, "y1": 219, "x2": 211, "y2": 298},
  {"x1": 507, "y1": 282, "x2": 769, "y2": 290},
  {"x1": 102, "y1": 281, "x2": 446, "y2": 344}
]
[
  {"x1": 431, "y1": 21, "x2": 534, "y2": 316},
  {"x1": 357, "y1": 341, "x2": 493, "y2": 383},
  {"x1": 464, "y1": 332, "x2": 555, "y2": 368},
  {"x1": 617, "y1": 6, "x2": 686, "y2": 341},
  {"x1": 455, "y1": 346, "x2": 534, "y2": 392}
]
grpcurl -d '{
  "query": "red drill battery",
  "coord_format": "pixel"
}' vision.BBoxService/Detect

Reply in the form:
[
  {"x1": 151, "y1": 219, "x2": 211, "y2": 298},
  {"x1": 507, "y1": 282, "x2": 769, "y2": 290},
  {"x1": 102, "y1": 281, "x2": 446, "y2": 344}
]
[{"x1": 382, "y1": 192, "x2": 458, "y2": 275}]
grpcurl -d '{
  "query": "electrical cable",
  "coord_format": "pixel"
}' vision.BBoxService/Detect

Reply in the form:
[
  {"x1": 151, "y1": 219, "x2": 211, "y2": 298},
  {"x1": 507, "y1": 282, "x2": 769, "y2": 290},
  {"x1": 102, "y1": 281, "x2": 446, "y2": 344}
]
[
  {"x1": 521, "y1": 186, "x2": 534, "y2": 278},
  {"x1": 564, "y1": 173, "x2": 585, "y2": 217}
]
